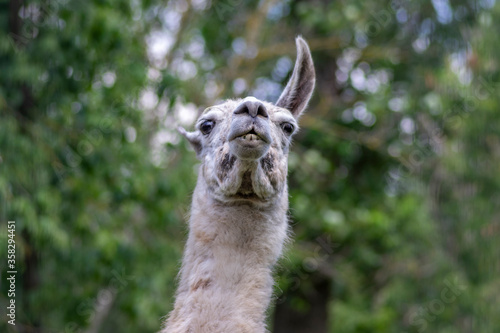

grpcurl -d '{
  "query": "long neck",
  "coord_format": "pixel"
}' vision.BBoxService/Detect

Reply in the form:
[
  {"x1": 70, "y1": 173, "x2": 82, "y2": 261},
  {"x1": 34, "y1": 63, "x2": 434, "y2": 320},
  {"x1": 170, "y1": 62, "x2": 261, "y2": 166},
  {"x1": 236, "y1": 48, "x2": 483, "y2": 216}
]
[{"x1": 164, "y1": 177, "x2": 289, "y2": 333}]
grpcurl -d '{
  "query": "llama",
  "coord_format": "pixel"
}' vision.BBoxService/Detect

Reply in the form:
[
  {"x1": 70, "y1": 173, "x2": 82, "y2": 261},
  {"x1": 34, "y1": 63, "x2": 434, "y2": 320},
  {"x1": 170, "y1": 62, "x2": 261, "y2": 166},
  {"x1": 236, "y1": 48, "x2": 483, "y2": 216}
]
[{"x1": 162, "y1": 37, "x2": 315, "y2": 333}]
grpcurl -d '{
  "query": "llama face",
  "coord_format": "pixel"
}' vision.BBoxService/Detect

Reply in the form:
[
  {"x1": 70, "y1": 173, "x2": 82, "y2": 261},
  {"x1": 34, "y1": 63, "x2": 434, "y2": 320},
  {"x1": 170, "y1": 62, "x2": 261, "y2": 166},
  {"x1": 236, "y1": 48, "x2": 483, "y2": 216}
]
[
  {"x1": 179, "y1": 37, "x2": 315, "y2": 204},
  {"x1": 192, "y1": 98, "x2": 297, "y2": 202}
]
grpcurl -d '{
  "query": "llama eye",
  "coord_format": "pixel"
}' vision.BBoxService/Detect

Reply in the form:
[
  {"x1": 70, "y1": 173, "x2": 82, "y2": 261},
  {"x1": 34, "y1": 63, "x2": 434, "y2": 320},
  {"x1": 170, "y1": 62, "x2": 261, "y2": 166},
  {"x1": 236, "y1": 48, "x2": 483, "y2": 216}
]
[
  {"x1": 281, "y1": 123, "x2": 295, "y2": 135},
  {"x1": 200, "y1": 120, "x2": 215, "y2": 135}
]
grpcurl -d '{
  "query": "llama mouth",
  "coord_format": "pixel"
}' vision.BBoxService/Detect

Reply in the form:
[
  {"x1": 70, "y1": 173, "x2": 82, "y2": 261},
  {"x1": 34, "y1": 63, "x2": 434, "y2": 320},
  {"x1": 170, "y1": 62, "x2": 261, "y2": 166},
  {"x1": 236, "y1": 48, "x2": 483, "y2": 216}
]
[
  {"x1": 238, "y1": 129, "x2": 263, "y2": 142},
  {"x1": 228, "y1": 125, "x2": 271, "y2": 144},
  {"x1": 232, "y1": 130, "x2": 266, "y2": 148},
  {"x1": 228, "y1": 126, "x2": 271, "y2": 160}
]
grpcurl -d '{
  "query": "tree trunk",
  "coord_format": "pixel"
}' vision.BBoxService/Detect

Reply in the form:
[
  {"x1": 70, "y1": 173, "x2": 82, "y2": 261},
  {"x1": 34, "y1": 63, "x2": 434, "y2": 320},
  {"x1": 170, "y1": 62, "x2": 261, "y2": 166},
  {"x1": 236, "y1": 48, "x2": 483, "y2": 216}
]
[
  {"x1": 10, "y1": 2, "x2": 41, "y2": 332},
  {"x1": 20, "y1": 230, "x2": 41, "y2": 333},
  {"x1": 273, "y1": 273, "x2": 331, "y2": 333}
]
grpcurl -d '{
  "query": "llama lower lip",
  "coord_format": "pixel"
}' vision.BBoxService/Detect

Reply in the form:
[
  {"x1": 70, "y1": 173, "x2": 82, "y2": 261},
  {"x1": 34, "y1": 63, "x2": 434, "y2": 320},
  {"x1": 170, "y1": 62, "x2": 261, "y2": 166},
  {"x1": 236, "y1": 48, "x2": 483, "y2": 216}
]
[{"x1": 235, "y1": 134, "x2": 267, "y2": 146}]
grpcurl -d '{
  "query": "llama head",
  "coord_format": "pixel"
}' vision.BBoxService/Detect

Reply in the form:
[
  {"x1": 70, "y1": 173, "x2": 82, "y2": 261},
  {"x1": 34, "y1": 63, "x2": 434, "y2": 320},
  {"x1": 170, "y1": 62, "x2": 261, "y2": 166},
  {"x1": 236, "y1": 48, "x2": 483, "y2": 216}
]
[{"x1": 179, "y1": 37, "x2": 315, "y2": 204}]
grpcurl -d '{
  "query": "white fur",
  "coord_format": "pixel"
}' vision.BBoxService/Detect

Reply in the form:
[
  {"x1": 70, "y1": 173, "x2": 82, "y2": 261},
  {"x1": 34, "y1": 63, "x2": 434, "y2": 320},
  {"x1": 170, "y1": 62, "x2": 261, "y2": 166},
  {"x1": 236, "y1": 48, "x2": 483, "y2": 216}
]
[{"x1": 162, "y1": 37, "x2": 315, "y2": 333}]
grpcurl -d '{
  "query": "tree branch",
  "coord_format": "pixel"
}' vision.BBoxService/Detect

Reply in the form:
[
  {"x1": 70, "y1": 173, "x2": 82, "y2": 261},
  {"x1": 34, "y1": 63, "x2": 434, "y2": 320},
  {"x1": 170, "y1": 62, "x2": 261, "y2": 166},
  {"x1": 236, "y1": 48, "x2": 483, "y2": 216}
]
[
  {"x1": 165, "y1": 0, "x2": 193, "y2": 68},
  {"x1": 217, "y1": 0, "x2": 279, "y2": 100},
  {"x1": 83, "y1": 287, "x2": 117, "y2": 333}
]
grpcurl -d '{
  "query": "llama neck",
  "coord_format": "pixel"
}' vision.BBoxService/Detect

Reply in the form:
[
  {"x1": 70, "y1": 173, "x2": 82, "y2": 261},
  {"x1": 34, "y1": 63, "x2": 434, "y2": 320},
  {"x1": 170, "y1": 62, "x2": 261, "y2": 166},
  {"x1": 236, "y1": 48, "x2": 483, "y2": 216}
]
[{"x1": 165, "y1": 178, "x2": 289, "y2": 333}]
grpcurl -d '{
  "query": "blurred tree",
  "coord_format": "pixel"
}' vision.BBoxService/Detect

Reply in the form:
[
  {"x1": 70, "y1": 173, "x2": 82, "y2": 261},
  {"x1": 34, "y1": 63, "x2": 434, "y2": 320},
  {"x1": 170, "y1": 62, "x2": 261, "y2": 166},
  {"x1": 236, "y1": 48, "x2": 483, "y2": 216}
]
[{"x1": 1, "y1": 0, "x2": 195, "y2": 332}]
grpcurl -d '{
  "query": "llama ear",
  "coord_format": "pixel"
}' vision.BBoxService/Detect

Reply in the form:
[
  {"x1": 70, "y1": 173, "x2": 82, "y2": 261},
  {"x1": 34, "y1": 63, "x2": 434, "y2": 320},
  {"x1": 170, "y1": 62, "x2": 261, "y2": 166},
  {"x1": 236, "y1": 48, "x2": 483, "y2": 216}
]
[
  {"x1": 276, "y1": 36, "x2": 315, "y2": 119},
  {"x1": 178, "y1": 126, "x2": 203, "y2": 158}
]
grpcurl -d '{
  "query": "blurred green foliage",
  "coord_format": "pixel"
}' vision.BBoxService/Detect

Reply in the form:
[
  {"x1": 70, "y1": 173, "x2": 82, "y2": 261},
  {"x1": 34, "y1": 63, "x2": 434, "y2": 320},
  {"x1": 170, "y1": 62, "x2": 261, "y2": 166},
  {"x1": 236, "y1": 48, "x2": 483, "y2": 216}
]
[{"x1": 1, "y1": 0, "x2": 499, "y2": 332}]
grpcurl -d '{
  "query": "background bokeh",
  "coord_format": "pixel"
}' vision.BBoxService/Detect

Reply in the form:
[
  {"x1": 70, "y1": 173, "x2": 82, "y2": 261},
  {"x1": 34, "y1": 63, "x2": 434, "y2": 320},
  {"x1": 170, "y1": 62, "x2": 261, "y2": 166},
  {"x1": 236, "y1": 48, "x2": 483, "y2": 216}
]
[{"x1": 1, "y1": 0, "x2": 499, "y2": 332}]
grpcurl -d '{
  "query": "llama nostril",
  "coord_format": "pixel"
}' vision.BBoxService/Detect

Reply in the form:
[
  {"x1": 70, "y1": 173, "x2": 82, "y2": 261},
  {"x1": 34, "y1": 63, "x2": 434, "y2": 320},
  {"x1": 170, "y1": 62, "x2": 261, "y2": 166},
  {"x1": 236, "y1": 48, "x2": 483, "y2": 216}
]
[{"x1": 233, "y1": 100, "x2": 268, "y2": 118}]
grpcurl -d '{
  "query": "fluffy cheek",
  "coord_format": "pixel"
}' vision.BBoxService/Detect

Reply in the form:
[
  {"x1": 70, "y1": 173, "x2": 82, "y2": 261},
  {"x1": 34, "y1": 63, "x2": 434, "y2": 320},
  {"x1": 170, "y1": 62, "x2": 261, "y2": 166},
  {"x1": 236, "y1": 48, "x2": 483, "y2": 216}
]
[
  {"x1": 252, "y1": 148, "x2": 288, "y2": 199},
  {"x1": 217, "y1": 145, "x2": 237, "y2": 183},
  {"x1": 202, "y1": 144, "x2": 288, "y2": 199},
  {"x1": 203, "y1": 144, "x2": 242, "y2": 196}
]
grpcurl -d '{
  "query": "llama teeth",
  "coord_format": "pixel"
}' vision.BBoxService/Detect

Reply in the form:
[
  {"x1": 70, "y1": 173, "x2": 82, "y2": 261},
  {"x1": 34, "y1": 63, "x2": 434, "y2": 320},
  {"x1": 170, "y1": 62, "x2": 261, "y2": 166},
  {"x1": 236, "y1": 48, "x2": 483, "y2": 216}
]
[{"x1": 242, "y1": 134, "x2": 260, "y2": 141}]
